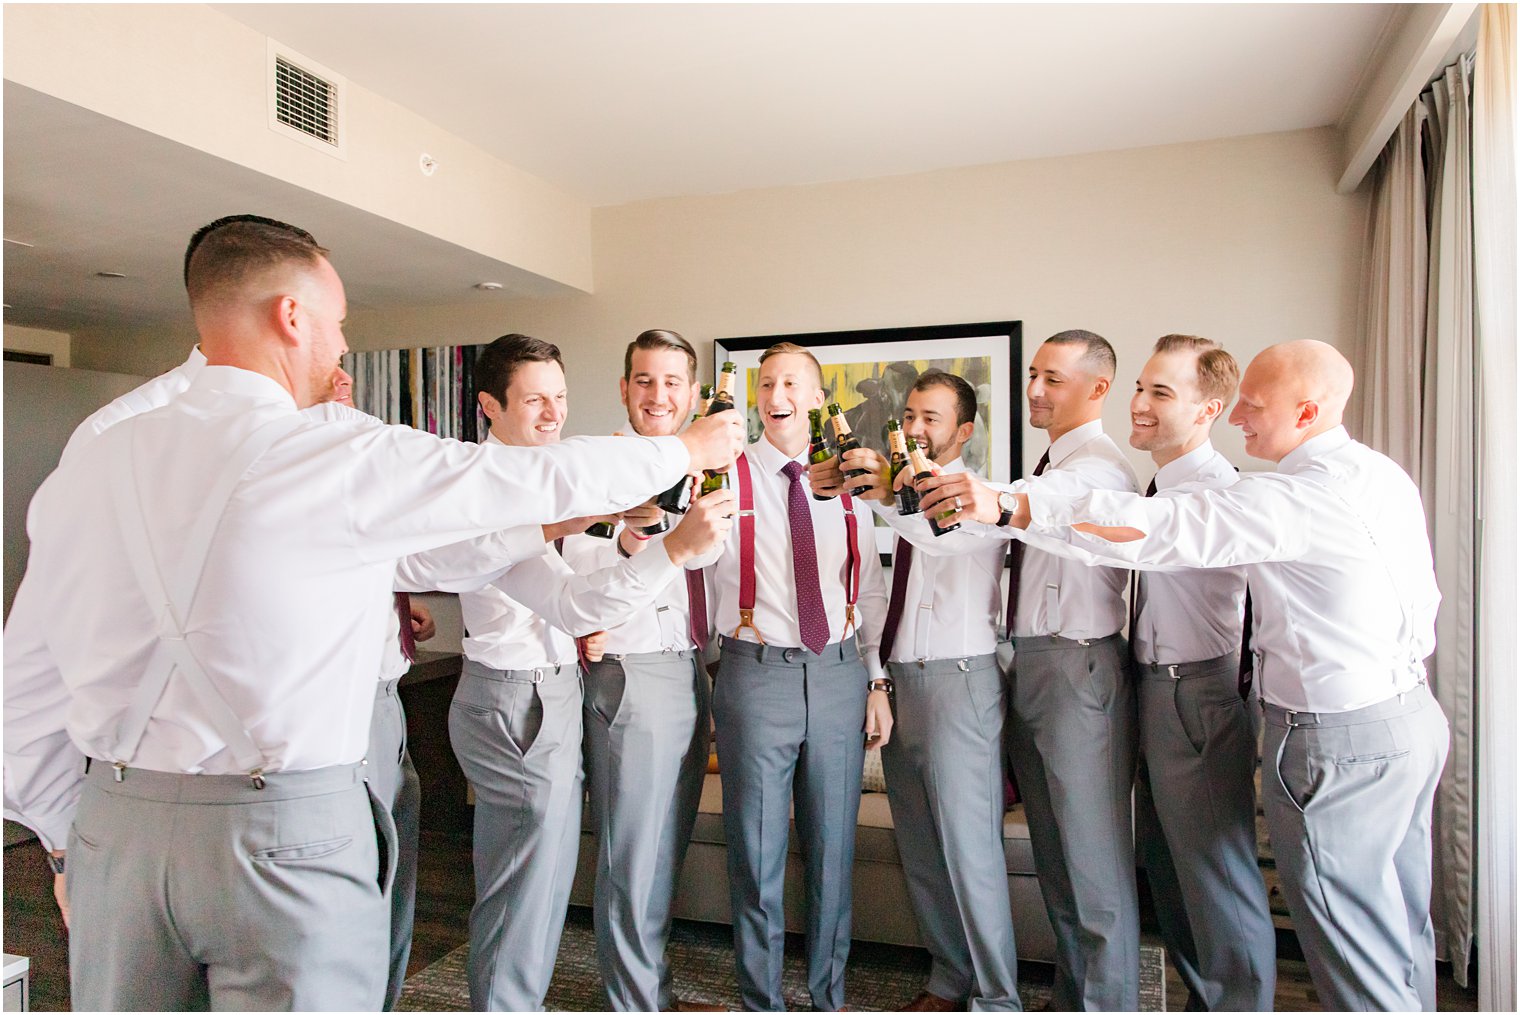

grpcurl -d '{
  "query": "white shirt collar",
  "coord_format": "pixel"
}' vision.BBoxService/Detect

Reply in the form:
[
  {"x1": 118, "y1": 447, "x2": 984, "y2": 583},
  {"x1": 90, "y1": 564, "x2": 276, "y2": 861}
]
[
  {"x1": 1047, "y1": 418, "x2": 1105, "y2": 468},
  {"x1": 1153, "y1": 440, "x2": 1216, "y2": 491},
  {"x1": 751, "y1": 432, "x2": 809, "y2": 474},
  {"x1": 191, "y1": 365, "x2": 298, "y2": 410},
  {"x1": 186, "y1": 345, "x2": 208, "y2": 372},
  {"x1": 1278, "y1": 425, "x2": 1351, "y2": 473}
]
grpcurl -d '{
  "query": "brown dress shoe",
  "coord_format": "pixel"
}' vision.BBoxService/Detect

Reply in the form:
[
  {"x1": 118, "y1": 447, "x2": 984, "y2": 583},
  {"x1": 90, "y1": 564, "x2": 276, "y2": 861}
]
[
  {"x1": 902, "y1": 991, "x2": 963, "y2": 1012},
  {"x1": 668, "y1": 1001, "x2": 728, "y2": 1012}
]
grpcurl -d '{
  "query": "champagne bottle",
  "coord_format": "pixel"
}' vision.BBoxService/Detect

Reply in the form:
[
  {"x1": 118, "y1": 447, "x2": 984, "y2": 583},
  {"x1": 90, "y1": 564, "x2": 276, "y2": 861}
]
[
  {"x1": 887, "y1": 419, "x2": 920, "y2": 515},
  {"x1": 585, "y1": 519, "x2": 617, "y2": 539},
  {"x1": 698, "y1": 364, "x2": 738, "y2": 496},
  {"x1": 654, "y1": 384, "x2": 715, "y2": 515},
  {"x1": 908, "y1": 436, "x2": 958, "y2": 535},
  {"x1": 808, "y1": 408, "x2": 833, "y2": 501},
  {"x1": 827, "y1": 403, "x2": 870, "y2": 479}
]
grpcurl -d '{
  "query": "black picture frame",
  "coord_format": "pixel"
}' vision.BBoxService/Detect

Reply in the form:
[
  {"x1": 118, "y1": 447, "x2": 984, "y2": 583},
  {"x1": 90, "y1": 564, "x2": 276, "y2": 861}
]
[{"x1": 715, "y1": 320, "x2": 1023, "y2": 560}]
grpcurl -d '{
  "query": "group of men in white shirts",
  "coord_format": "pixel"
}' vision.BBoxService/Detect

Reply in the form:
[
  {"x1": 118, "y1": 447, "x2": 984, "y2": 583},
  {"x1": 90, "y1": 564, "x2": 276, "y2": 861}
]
[{"x1": 2, "y1": 214, "x2": 1448, "y2": 1014}]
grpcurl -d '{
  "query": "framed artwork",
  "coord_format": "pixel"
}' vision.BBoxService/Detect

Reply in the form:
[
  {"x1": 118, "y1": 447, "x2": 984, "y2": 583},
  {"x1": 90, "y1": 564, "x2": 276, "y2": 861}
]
[{"x1": 714, "y1": 321, "x2": 1022, "y2": 557}]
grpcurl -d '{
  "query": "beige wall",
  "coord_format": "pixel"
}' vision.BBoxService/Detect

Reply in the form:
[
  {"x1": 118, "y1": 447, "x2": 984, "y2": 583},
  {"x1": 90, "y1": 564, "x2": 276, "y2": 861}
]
[
  {"x1": 3, "y1": 325, "x2": 71, "y2": 367},
  {"x1": 5, "y1": 4, "x2": 593, "y2": 291},
  {"x1": 335, "y1": 125, "x2": 1369, "y2": 476},
  {"x1": 68, "y1": 127, "x2": 1369, "y2": 477}
]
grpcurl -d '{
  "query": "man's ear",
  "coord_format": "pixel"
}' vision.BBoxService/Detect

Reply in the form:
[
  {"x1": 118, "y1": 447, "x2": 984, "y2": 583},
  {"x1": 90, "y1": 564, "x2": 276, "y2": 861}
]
[
  {"x1": 1090, "y1": 376, "x2": 1112, "y2": 400},
  {"x1": 273, "y1": 295, "x2": 303, "y2": 347},
  {"x1": 1198, "y1": 397, "x2": 1225, "y2": 425},
  {"x1": 478, "y1": 391, "x2": 504, "y2": 422},
  {"x1": 955, "y1": 420, "x2": 976, "y2": 446},
  {"x1": 1297, "y1": 400, "x2": 1321, "y2": 430}
]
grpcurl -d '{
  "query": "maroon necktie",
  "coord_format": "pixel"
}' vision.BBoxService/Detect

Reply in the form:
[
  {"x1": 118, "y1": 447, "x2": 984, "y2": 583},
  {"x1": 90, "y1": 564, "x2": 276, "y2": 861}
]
[
  {"x1": 878, "y1": 537, "x2": 913, "y2": 665},
  {"x1": 782, "y1": 461, "x2": 830, "y2": 654},
  {"x1": 1003, "y1": 450, "x2": 1051, "y2": 636},
  {"x1": 686, "y1": 569, "x2": 709, "y2": 655},
  {"x1": 394, "y1": 592, "x2": 417, "y2": 663}
]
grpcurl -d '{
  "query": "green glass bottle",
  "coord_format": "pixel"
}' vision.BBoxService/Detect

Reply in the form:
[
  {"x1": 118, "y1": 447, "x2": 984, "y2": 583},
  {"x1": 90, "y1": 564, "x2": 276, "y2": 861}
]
[
  {"x1": 808, "y1": 408, "x2": 833, "y2": 501},
  {"x1": 908, "y1": 436, "x2": 958, "y2": 535},
  {"x1": 654, "y1": 384, "x2": 714, "y2": 515},
  {"x1": 827, "y1": 403, "x2": 870, "y2": 479},
  {"x1": 697, "y1": 364, "x2": 738, "y2": 496},
  {"x1": 887, "y1": 419, "x2": 920, "y2": 515},
  {"x1": 584, "y1": 519, "x2": 617, "y2": 539}
]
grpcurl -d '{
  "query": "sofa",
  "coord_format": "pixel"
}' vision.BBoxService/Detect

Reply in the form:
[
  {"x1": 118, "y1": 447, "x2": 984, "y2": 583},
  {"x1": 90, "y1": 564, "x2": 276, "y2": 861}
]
[{"x1": 569, "y1": 769, "x2": 1057, "y2": 963}]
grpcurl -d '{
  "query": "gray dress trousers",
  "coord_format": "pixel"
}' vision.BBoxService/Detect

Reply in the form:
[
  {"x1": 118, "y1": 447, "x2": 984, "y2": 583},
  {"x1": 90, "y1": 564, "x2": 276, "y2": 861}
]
[
  {"x1": 1134, "y1": 655, "x2": 1276, "y2": 1011},
  {"x1": 583, "y1": 651, "x2": 712, "y2": 1011},
  {"x1": 369, "y1": 676, "x2": 424, "y2": 1011},
  {"x1": 1004, "y1": 633, "x2": 1139, "y2": 1012},
  {"x1": 882, "y1": 654, "x2": 1022, "y2": 1011},
  {"x1": 448, "y1": 660, "x2": 584, "y2": 1012},
  {"x1": 1262, "y1": 681, "x2": 1449, "y2": 1011},
  {"x1": 68, "y1": 761, "x2": 394, "y2": 1011},
  {"x1": 712, "y1": 638, "x2": 869, "y2": 1012}
]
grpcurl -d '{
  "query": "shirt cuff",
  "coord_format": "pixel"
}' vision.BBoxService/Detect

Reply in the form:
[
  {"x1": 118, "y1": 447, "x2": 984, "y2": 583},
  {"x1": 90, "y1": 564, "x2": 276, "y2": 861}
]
[
  {"x1": 5, "y1": 801, "x2": 77, "y2": 854},
  {"x1": 863, "y1": 654, "x2": 887, "y2": 682},
  {"x1": 626, "y1": 541, "x2": 679, "y2": 586}
]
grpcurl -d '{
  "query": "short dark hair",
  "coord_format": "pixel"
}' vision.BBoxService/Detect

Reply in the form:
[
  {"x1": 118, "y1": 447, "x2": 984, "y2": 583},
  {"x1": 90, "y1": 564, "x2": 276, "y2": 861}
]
[
  {"x1": 1045, "y1": 329, "x2": 1117, "y2": 380},
  {"x1": 624, "y1": 329, "x2": 697, "y2": 382},
  {"x1": 475, "y1": 333, "x2": 563, "y2": 404},
  {"x1": 911, "y1": 369, "x2": 977, "y2": 427},
  {"x1": 183, "y1": 215, "x2": 326, "y2": 308},
  {"x1": 1152, "y1": 334, "x2": 1240, "y2": 403}
]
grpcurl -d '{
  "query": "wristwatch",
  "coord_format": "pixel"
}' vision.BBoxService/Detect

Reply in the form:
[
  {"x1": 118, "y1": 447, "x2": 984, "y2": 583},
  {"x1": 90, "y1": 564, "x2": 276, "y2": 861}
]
[
  {"x1": 996, "y1": 491, "x2": 1019, "y2": 527},
  {"x1": 45, "y1": 851, "x2": 65, "y2": 875},
  {"x1": 868, "y1": 677, "x2": 894, "y2": 694}
]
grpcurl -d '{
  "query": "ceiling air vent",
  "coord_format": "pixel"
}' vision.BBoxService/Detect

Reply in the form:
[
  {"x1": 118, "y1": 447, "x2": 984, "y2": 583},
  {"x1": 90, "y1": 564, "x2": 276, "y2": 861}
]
[
  {"x1": 266, "y1": 42, "x2": 347, "y2": 159},
  {"x1": 275, "y1": 57, "x2": 337, "y2": 146}
]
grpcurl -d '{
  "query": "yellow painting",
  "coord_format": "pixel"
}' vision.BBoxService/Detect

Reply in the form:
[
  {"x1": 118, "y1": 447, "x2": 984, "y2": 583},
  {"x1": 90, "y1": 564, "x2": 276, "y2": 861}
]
[{"x1": 743, "y1": 355, "x2": 995, "y2": 475}]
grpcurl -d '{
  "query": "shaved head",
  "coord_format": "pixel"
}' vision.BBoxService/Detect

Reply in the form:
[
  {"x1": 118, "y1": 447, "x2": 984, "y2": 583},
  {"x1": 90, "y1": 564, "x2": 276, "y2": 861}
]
[{"x1": 1229, "y1": 340, "x2": 1356, "y2": 462}]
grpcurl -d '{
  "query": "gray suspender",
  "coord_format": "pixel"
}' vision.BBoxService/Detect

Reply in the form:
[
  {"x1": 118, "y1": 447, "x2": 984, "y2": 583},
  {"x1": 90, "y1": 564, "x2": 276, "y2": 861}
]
[{"x1": 108, "y1": 414, "x2": 305, "y2": 782}]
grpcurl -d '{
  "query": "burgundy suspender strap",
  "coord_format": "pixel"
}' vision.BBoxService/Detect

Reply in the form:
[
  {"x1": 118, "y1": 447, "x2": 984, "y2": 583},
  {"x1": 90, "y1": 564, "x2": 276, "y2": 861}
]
[
  {"x1": 840, "y1": 490, "x2": 860, "y2": 636},
  {"x1": 734, "y1": 453, "x2": 763, "y2": 642},
  {"x1": 733, "y1": 453, "x2": 858, "y2": 644}
]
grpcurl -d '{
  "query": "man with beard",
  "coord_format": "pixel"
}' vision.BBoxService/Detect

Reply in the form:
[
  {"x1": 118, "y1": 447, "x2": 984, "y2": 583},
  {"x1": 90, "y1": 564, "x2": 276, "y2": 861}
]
[
  {"x1": 810, "y1": 369, "x2": 1021, "y2": 1012},
  {"x1": 560, "y1": 329, "x2": 727, "y2": 1012}
]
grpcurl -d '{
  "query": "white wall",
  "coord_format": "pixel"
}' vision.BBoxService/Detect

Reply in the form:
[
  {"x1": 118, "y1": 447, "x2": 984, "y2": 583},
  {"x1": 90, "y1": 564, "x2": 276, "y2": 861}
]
[
  {"x1": 336, "y1": 125, "x2": 1370, "y2": 477},
  {"x1": 3, "y1": 324, "x2": 71, "y2": 367},
  {"x1": 5, "y1": 4, "x2": 593, "y2": 292}
]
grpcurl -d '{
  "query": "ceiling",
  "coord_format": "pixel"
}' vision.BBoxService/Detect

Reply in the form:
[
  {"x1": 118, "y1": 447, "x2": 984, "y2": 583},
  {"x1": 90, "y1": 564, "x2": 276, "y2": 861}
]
[
  {"x1": 4, "y1": 3, "x2": 1397, "y2": 338},
  {"x1": 2, "y1": 83, "x2": 571, "y2": 335},
  {"x1": 213, "y1": 3, "x2": 1396, "y2": 206}
]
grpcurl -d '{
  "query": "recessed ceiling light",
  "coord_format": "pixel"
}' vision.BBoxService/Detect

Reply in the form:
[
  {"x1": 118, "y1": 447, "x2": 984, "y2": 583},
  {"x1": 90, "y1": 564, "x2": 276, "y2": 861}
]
[
  {"x1": 95, "y1": 271, "x2": 128, "y2": 279},
  {"x1": 474, "y1": 282, "x2": 504, "y2": 291}
]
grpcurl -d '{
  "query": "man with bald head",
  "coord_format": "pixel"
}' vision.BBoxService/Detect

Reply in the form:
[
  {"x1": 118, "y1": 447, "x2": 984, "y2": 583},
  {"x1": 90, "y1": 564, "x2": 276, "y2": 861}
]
[
  {"x1": 2, "y1": 215, "x2": 744, "y2": 1010},
  {"x1": 959, "y1": 340, "x2": 1449, "y2": 1011}
]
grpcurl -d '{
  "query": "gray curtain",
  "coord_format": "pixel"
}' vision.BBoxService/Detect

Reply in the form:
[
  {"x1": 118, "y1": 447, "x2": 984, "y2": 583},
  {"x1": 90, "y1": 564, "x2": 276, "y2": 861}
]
[{"x1": 1354, "y1": 55, "x2": 1478, "y2": 988}]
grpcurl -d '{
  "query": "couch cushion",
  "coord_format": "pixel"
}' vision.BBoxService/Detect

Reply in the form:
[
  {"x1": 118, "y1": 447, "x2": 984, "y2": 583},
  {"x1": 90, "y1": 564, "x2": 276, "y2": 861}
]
[{"x1": 691, "y1": 773, "x2": 1036, "y2": 875}]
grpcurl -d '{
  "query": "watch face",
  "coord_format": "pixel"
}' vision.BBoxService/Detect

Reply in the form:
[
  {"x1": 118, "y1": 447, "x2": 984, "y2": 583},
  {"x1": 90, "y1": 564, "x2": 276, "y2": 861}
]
[{"x1": 998, "y1": 492, "x2": 1017, "y2": 512}]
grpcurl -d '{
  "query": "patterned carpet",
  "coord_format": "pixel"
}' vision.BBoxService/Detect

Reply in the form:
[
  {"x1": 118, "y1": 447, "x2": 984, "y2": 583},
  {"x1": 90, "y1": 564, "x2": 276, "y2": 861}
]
[{"x1": 399, "y1": 907, "x2": 1167, "y2": 1011}]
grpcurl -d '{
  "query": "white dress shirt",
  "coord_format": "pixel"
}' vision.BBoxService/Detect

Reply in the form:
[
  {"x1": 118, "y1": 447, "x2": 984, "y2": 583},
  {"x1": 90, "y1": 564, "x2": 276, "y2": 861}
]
[
  {"x1": 991, "y1": 420, "x2": 1138, "y2": 639},
  {"x1": 560, "y1": 527, "x2": 705, "y2": 656},
  {"x1": 871, "y1": 458, "x2": 1007, "y2": 662},
  {"x1": 1130, "y1": 443, "x2": 1247, "y2": 666},
  {"x1": 57, "y1": 346, "x2": 207, "y2": 467},
  {"x1": 458, "y1": 434, "x2": 685, "y2": 671},
  {"x1": 1028, "y1": 426, "x2": 1440, "y2": 713},
  {"x1": 705, "y1": 435, "x2": 889, "y2": 680},
  {"x1": 3, "y1": 366, "x2": 689, "y2": 850}
]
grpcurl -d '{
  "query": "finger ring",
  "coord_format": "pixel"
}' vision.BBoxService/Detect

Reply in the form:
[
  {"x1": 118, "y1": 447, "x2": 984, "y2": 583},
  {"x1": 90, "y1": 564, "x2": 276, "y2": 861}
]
[{"x1": 955, "y1": 496, "x2": 963, "y2": 510}]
